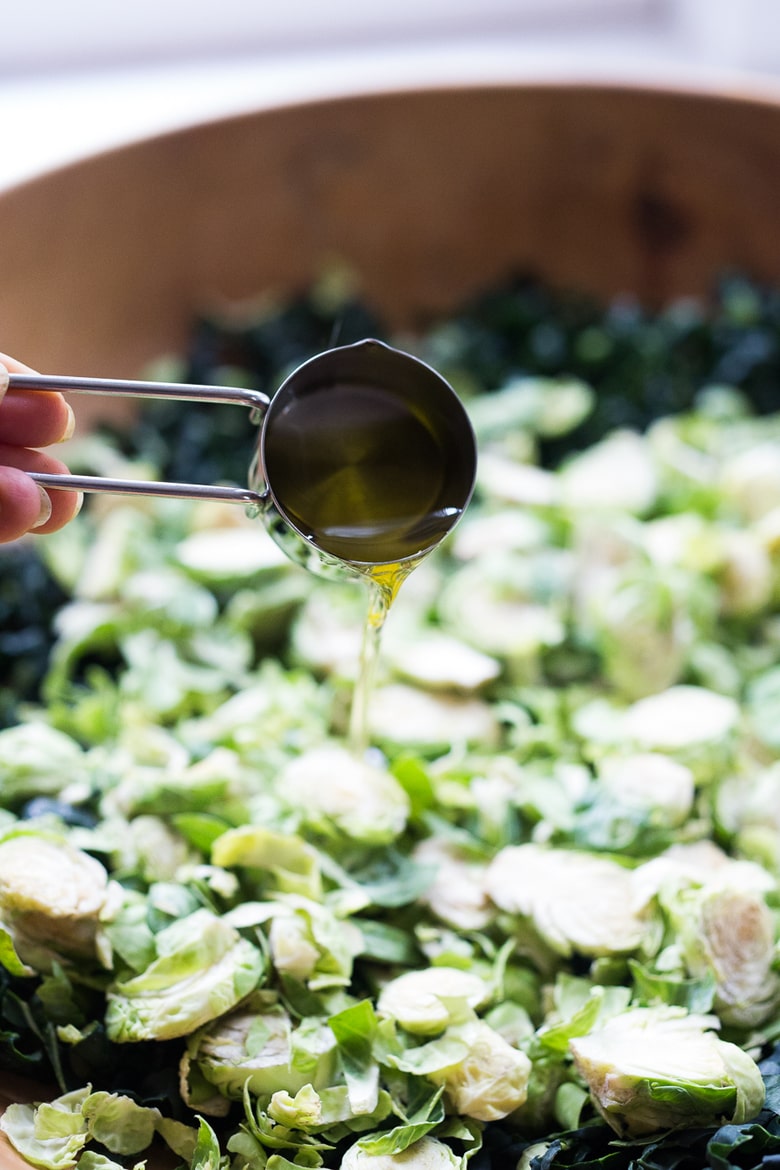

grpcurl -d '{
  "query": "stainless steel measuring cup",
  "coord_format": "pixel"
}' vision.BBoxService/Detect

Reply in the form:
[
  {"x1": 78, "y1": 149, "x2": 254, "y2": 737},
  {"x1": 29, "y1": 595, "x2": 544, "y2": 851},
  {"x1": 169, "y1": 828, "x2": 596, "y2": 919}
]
[{"x1": 14, "y1": 339, "x2": 477, "y2": 578}]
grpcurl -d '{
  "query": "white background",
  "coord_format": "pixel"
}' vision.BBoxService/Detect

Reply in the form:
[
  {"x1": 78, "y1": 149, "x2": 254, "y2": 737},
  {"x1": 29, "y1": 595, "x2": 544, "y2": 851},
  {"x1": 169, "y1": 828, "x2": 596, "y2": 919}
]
[{"x1": 2, "y1": 0, "x2": 780, "y2": 191}]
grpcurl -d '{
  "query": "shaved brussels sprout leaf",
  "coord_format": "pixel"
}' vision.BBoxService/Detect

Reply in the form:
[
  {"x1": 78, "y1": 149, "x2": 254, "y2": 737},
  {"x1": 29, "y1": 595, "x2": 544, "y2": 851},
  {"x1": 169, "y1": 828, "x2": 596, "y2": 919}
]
[
  {"x1": 569, "y1": 1008, "x2": 765, "y2": 1138},
  {"x1": 0, "y1": 924, "x2": 35, "y2": 978},
  {"x1": 0, "y1": 1086, "x2": 198, "y2": 1169},
  {"x1": 357, "y1": 1086, "x2": 445, "y2": 1155},
  {"x1": 105, "y1": 910, "x2": 264, "y2": 1041},
  {"x1": 329, "y1": 1000, "x2": 381, "y2": 1115}
]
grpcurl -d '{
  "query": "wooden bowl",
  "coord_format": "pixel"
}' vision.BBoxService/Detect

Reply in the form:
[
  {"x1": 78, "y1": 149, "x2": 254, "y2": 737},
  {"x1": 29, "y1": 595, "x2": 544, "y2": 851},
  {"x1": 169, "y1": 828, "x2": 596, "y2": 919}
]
[
  {"x1": 2, "y1": 76, "x2": 780, "y2": 1166},
  {"x1": 3, "y1": 78, "x2": 780, "y2": 412}
]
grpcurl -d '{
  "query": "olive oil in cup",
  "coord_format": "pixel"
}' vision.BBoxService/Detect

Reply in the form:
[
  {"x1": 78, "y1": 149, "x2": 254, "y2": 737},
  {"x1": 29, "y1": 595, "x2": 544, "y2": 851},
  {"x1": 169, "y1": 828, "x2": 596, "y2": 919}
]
[
  {"x1": 257, "y1": 341, "x2": 476, "y2": 567},
  {"x1": 254, "y1": 340, "x2": 477, "y2": 754}
]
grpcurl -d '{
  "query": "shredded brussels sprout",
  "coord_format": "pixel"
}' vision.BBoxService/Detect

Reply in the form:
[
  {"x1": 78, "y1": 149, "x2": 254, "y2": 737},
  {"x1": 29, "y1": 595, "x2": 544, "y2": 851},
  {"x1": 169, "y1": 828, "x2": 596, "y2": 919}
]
[{"x1": 1, "y1": 274, "x2": 780, "y2": 1170}]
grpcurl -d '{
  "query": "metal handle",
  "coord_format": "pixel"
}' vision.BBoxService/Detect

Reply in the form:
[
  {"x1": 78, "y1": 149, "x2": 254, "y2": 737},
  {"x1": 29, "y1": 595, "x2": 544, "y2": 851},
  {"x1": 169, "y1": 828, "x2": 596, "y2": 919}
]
[
  {"x1": 27, "y1": 472, "x2": 265, "y2": 506},
  {"x1": 10, "y1": 372, "x2": 270, "y2": 505},
  {"x1": 9, "y1": 372, "x2": 269, "y2": 413}
]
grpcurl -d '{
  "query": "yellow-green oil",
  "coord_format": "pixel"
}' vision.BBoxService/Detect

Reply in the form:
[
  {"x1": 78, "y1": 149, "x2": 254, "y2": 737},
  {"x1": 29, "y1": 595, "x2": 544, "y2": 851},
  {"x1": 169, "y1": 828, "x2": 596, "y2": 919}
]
[{"x1": 262, "y1": 376, "x2": 474, "y2": 754}]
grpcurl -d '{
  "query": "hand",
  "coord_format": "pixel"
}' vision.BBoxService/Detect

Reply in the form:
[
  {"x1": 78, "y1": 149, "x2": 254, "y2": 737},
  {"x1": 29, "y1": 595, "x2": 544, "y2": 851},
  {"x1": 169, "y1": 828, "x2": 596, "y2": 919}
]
[{"x1": 0, "y1": 353, "x2": 83, "y2": 543}]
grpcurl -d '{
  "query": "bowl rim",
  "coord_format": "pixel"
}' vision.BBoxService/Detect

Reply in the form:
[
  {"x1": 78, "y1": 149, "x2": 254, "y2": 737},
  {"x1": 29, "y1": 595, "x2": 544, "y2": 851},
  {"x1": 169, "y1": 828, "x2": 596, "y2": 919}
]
[{"x1": 5, "y1": 64, "x2": 780, "y2": 203}]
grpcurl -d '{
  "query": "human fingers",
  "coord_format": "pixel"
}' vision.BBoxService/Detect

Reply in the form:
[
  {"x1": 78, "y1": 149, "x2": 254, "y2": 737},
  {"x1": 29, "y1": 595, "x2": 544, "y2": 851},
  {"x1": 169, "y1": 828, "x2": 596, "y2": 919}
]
[
  {"x1": 0, "y1": 359, "x2": 75, "y2": 448},
  {"x1": 0, "y1": 443, "x2": 82, "y2": 537},
  {"x1": 0, "y1": 464, "x2": 53, "y2": 543},
  {"x1": 0, "y1": 351, "x2": 36, "y2": 375},
  {"x1": 0, "y1": 388, "x2": 76, "y2": 448}
]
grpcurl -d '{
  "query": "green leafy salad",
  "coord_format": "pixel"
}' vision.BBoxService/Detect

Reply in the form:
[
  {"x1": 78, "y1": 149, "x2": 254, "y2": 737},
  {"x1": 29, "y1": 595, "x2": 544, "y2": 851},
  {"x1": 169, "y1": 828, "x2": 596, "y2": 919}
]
[{"x1": 0, "y1": 272, "x2": 779, "y2": 1170}]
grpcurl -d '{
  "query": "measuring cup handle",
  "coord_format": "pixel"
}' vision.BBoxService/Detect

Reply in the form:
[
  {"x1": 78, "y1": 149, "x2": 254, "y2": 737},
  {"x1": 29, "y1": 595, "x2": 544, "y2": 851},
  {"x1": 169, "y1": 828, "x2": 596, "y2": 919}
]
[
  {"x1": 28, "y1": 471, "x2": 266, "y2": 507},
  {"x1": 7, "y1": 372, "x2": 270, "y2": 417},
  {"x1": 9, "y1": 371, "x2": 271, "y2": 505}
]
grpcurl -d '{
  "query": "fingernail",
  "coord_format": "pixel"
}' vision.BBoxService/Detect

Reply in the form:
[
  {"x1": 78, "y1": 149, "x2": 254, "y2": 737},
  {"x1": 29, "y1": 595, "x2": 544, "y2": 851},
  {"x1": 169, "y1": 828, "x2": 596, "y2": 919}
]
[
  {"x1": 0, "y1": 362, "x2": 8, "y2": 402},
  {"x1": 57, "y1": 401, "x2": 76, "y2": 443},
  {"x1": 73, "y1": 491, "x2": 85, "y2": 518},
  {"x1": 31, "y1": 484, "x2": 53, "y2": 529}
]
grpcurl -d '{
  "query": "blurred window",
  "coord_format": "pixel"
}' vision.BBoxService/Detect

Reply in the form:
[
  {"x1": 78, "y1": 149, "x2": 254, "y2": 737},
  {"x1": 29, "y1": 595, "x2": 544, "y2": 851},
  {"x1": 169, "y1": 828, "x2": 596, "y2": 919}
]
[{"x1": 2, "y1": 1, "x2": 659, "y2": 75}]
